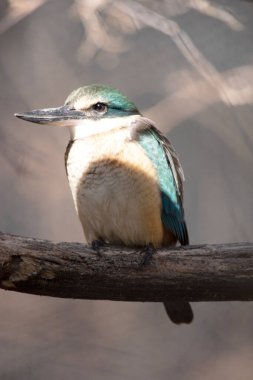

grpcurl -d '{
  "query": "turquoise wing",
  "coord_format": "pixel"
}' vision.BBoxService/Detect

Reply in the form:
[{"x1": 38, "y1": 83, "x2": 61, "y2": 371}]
[{"x1": 138, "y1": 126, "x2": 189, "y2": 245}]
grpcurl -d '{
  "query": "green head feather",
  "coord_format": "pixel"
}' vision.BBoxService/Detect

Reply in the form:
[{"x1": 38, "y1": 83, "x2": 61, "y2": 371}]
[{"x1": 65, "y1": 84, "x2": 140, "y2": 117}]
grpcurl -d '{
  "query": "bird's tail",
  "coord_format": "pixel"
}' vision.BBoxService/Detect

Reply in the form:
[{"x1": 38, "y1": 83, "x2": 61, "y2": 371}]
[{"x1": 163, "y1": 302, "x2": 193, "y2": 324}]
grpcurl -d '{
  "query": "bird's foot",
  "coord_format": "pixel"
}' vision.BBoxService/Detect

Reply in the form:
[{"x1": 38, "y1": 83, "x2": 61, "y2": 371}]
[
  {"x1": 140, "y1": 243, "x2": 156, "y2": 267},
  {"x1": 91, "y1": 239, "x2": 104, "y2": 255}
]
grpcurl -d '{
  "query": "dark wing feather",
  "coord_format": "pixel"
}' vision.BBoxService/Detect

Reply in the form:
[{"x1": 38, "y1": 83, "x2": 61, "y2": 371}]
[
  {"x1": 137, "y1": 123, "x2": 189, "y2": 245},
  {"x1": 150, "y1": 126, "x2": 185, "y2": 202}
]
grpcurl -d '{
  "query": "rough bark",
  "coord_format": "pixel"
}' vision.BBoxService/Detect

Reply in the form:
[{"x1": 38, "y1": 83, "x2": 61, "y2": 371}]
[{"x1": 0, "y1": 232, "x2": 253, "y2": 302}]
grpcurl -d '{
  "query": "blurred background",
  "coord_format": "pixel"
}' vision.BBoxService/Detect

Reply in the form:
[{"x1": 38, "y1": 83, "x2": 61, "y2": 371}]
[{"x1": 0, "y1": 0, "x2": 253, "y2": 379}]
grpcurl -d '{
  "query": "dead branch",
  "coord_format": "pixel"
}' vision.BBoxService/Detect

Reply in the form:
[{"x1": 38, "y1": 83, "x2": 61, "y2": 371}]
[{"x1": 0, "y1": 231, "x2": 253, "y2": 302}]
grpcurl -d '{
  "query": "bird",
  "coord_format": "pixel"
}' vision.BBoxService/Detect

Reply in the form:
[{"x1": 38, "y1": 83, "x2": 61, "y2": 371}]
[{"x1": 15, "y1": 84, "x2": 193, "y2": 324}]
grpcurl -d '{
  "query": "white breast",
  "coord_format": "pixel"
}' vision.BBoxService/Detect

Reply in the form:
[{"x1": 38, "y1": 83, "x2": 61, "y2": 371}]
[{"x1": 66, "y1": 127, "x2": 163, "y2": 246}]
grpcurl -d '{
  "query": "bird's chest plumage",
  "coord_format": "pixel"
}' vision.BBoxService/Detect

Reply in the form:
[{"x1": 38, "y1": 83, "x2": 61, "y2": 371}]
[{"x1": 66, "y1": 129, "x2": 164, "y2": 246}]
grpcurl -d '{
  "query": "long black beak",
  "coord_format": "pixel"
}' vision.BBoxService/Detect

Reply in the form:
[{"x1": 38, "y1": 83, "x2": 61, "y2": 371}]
[{"x1": 15, "y1": 105, "x2": 85, "y2": 126}]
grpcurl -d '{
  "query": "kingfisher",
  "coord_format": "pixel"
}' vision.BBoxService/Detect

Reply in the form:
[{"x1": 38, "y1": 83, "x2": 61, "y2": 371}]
[{"x1": 15, "y1": 84, "x2": 193, "y2": 324}]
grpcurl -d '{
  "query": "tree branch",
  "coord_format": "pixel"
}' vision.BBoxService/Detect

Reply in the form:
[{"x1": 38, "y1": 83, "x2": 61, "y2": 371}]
[{"x1": 0, "y1": 231, "x2": 253, "y2": 302}]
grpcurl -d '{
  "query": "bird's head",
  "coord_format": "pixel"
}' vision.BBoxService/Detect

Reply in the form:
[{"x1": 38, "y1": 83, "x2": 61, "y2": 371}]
[{"x1": 15, "y1": 84, "x2": 141, "y2": 139}]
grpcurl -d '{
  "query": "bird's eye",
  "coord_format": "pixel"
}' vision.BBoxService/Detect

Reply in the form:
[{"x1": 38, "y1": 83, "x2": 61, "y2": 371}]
[{"x1": 92, "y1": 102, "x2": 107, "y2": 112}]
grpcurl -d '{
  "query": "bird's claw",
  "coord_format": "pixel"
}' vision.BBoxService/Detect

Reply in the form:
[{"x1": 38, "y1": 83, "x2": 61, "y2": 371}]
[
  {"x1": 91, "y1": 239, "x2": 104, "y2": 255},
  {"x1": 140, "y1": 243, "x2": 156, "y2": 267}
]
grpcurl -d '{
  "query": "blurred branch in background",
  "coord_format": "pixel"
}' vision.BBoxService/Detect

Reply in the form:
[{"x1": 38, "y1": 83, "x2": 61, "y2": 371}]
[
  {"x1": 0, "y1": 0, "x2": 48, "y2": 34},
  {"x1": 0, "y1": 0, "x2": 50, "y2": 174},
  {"x1": 1, "y1": 231, "x2": 253, "y2": 302},
  {"x1": 146, "y1": 67, "x2": 253, "y2": 167},
  {"x1": 190, "y1": 0, "x2": 243, "y2": 30},
  {"x1": 74, "y1": 0, "x2": 251, "y2": 107}
]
